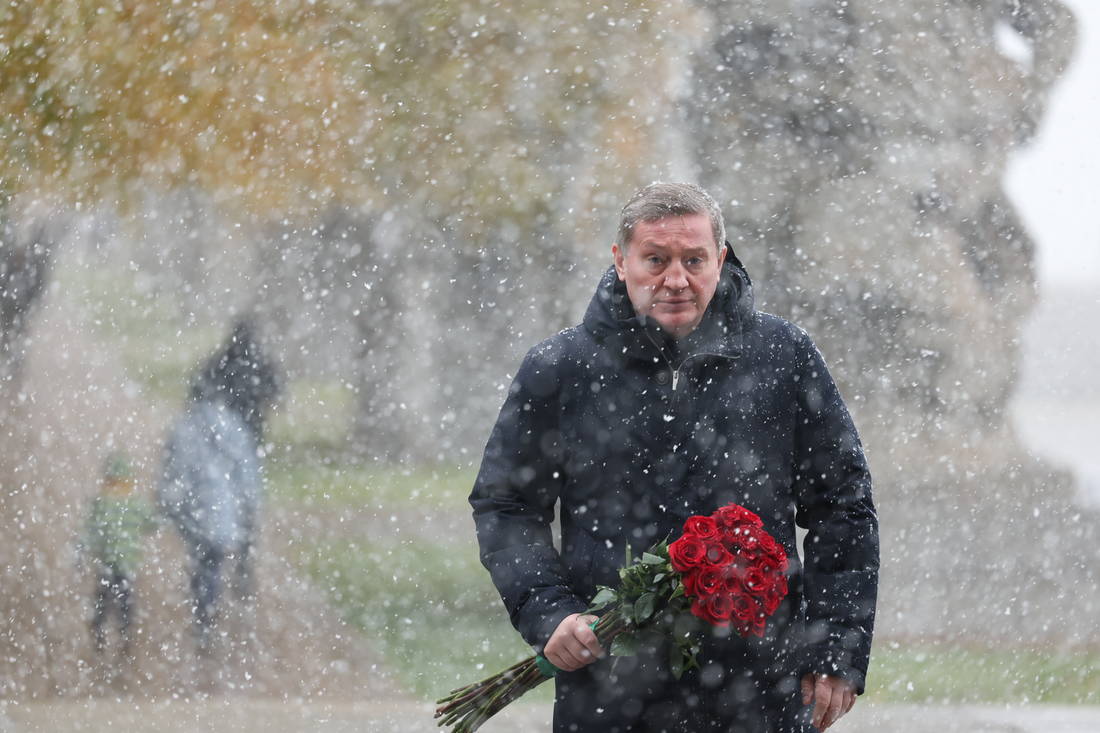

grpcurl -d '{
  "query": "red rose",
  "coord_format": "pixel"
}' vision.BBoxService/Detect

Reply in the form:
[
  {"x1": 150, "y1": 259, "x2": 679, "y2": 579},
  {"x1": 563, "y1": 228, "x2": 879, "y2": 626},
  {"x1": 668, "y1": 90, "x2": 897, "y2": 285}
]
[
  {"x1": 671, "y1": 502, "x2": 790, "y2": 636},
  {"x1": 757, "y1": 532, "x2": 784, "y2": 562},
  {"x1": 669, "y1": 535, "x2": 707, "y2": 570},
  {"x1": 706, "y1": 593, "x2": 735, "y2": 623},
  {"x1": 721, "y1": 560, "x2": 747, "y2": 592},
  {"x1": 732, "y1": 595, "x2": 756, "y2": 623},
  {"x1": 690, "y1": 596, "x2": 712, "y2": 624},
  {"x1": 683, "y1": 515, "x2": 719, "y2": 539},
  {"x1": 720, "y1": 525, "x2": 759, "y2": 555},
  {"x1": 761, "y1": 575, "x2": 788, "y2": 615},
  {"x1": 714, "y1": 504, "x2": 763, "y2": 530},
  {"x1": 744, "y1": 567, "x2": 766, "y2": 592},
  {"x1": 696, "y1": 566, "x2": 724, "y2": 597},
  {"x1": 721, "y1": 526, "x2": 744, "y2": 546},
  {"x1": 754, "y1": 569, "x2": 779, "y2": 593},
  {"x1": 681, "y1": 569, "x2": 700, "y2": 597},
  {"x1": 762, "y1": 591, "x2": 782, "y2": 616},
  {"x1": 703, "y1": 540, "x2": 733, "y2": 568},
  {"x1": 750, "y1": 616, "x2": 767, "y2": 637},
  {"x1": 689, "y1": 594, "x2": 734, "y2": 626},
  {"x1": 741, "y1": 525, "x2": 768, "y2": 550}
]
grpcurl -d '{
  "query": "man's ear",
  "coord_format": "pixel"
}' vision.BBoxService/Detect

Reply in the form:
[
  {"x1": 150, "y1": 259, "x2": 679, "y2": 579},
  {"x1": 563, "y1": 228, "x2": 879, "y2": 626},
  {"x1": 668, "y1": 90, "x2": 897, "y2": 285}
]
[
  {"x1": 612, "y1": 243, "x2": 626, "y2": 280},
  {"x1": 717, "y1": 242, "x2": 728, "y2": 267}
]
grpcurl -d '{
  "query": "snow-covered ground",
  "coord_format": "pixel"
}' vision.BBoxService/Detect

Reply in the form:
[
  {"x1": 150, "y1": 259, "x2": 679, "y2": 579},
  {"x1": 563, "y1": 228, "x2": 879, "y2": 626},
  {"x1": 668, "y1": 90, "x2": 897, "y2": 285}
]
[{"x1": 4, "y1": 699, "x2": 1100, "y2": 733}]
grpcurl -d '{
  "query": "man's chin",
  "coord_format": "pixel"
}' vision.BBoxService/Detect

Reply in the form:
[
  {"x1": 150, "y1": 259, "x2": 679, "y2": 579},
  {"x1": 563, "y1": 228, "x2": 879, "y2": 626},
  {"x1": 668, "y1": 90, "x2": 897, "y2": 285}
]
[{"x1": 652, "y1": 315, "x2": 699, "y2": 339}]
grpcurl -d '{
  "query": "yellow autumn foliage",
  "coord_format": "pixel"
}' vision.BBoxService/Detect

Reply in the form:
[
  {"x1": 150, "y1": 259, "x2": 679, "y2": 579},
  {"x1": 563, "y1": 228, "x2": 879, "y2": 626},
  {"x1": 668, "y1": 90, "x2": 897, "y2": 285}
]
[{"x1": 0, "y1": 1, "x2": 703, "y2": 222}]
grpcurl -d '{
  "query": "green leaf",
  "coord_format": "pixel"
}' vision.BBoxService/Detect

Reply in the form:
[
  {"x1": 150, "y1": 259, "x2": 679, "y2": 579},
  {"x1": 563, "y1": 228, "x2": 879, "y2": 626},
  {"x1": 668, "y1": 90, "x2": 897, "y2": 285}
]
[
  {"x1": 610, "y1": 632, "x2": 639, "y2": 657},
  {"x1": 589, "y1": 587, "x2": 617, "y2": 609},
  {"x1": 641, "y1": 552, "x2": 665, "y2": 565},
  {"x1": 652, "y1": 573, "x2": 665, "y2": 583},
  {"x1": 634, "y1": 592, "x2": 656, "y2": 623}
]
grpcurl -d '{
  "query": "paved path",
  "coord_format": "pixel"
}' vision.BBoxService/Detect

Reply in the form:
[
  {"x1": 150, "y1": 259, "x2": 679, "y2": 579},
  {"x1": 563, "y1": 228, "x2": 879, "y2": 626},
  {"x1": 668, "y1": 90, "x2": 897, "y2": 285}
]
[{"x1": 4, "y1": 699, "x2": 1100, "y2": 733}]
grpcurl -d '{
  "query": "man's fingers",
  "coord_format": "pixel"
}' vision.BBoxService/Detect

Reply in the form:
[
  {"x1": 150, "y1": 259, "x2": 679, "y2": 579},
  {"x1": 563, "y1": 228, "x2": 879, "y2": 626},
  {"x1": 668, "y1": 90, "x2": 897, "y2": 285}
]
[
  {"x1": 544, "y1": 613, "x2": 604, "y2": 671},
  {"x1": 822, "y1": 684, "x2": 845, "y2": 730},
  {"x1": 575, "y1": 614, "x2": 604, "y2": 659},
  {"x1": 547, "y1": 639, "x2": 590, "y2": 671},
  {"x1": 543, "y1": 613, "x2": 584, "y2": 671},
  {"x1": 800, "y1": 674, "x2": 815, "y2": 706},
  {"x1": 812, "y1": 676, "x2": 832, "y2": 729},
  {"x1": 548, "y1": 647, "x2": 585, "y2": 671}
]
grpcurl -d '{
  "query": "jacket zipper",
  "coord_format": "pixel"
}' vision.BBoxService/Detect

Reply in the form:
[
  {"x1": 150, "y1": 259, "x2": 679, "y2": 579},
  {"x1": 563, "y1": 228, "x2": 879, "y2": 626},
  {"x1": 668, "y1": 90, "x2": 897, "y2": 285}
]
[
  {"x1": 642, "y1": 325, "x2": 735, "y2": 398},
  {"x1": 644, "y1": 330, "x2": 677, "y2": 394},
  {"x1": 643, "y1": 329, "x2": 734, "y2": 402},
  {"x1": 644, "y1": 329, "x2": 690, "y2": 398}
]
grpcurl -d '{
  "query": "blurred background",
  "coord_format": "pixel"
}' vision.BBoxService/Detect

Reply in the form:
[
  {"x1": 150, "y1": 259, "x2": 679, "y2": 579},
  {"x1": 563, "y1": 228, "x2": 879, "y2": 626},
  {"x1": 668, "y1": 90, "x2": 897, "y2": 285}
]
[{"x1": 0, "y1": 0, "x2": 1097, "y2": 730}]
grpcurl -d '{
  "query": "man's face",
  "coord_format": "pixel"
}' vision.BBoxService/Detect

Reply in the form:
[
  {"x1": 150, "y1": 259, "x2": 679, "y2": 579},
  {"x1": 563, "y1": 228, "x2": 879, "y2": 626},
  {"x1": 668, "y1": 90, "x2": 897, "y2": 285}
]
[{"x1": 612, "y1": 213, "x2": 727, "y2": 339}]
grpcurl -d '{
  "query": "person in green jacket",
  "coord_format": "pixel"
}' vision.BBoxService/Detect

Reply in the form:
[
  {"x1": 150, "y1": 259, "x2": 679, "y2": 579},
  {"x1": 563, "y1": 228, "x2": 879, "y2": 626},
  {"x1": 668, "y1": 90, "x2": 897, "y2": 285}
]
[{"x1": 83, "y1": 453, "x2": 157, "y2": 658}]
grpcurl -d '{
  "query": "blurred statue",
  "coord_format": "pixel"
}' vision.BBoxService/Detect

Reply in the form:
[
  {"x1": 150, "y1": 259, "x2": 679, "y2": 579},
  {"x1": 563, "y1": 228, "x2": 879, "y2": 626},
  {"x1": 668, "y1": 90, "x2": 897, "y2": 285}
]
[
  {"x1": 684, "y1": 0, "x2": 1082, "y2": 637},
  {"x1": 158, "y1": 319, "x2": 280, "y2": 653},
  {"x1": 79, "y1": 452, "x2": 157, "y2": 663}
]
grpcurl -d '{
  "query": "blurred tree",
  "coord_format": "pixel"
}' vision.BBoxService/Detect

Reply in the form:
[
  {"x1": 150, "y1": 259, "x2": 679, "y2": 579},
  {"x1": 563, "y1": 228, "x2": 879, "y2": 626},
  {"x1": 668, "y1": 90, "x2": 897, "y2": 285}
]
[
  {"x1": 0, "y1": 207, "x2": 54, "y2": 386},
  {"x1": 0, "y1": 0, "x2": 705, "y2": 454},
  {"x1": 0, "y1": 0, "x2": 382, "y2": 393},
  {"x1": 248, "y1": 0, "x2": 707, "y2": 460},
  {"x1": 0, "y1": 0, "x2": 711, "y2": 693},
  {"x1": 0, "y1": 0, "x2": 374, "y2": 211},
  {"x1": 0, "y1": 0, "x2": 372, "y2": 696}
]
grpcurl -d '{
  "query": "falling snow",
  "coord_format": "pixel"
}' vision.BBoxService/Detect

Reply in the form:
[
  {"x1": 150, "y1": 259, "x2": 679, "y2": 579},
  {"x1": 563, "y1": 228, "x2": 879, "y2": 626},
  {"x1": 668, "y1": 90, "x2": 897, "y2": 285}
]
[{"x1": 1, "y1": 1, "x2": 1099, "y2": 732}]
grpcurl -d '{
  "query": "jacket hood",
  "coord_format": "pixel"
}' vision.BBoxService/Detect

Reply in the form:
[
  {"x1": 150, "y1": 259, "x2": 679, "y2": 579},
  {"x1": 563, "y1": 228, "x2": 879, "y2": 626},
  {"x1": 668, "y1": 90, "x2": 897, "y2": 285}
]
[{"x1": 582, "y1": 241, "x2": 755, "y2": 363}]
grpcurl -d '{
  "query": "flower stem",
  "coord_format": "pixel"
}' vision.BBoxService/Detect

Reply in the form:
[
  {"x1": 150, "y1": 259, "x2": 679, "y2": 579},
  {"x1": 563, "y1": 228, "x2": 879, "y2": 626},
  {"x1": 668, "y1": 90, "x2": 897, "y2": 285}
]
[{"x1": 435, "y1": 607, "x2": 633, "y2": 731}]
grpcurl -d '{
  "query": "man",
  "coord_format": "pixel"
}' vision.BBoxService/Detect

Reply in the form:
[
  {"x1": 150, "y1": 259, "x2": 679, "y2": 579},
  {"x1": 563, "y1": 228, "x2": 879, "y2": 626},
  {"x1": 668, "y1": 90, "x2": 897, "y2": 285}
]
[{"x1": 470, "y1": 183, "x2": 878, "y2": 732}]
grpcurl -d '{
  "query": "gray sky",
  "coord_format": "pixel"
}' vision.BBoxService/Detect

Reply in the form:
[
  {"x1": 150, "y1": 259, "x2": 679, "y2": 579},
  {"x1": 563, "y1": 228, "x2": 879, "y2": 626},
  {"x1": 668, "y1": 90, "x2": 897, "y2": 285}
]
[{"x1": 1006, "y1": 0, "x2": 1100, "y2": 288}]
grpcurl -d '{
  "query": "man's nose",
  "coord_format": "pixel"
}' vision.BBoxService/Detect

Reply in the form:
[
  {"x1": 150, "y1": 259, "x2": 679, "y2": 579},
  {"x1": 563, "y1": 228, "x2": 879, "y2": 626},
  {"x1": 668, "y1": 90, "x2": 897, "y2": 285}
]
[{"x1": 664, "y1": 263, "x2": 688, "y2": 290}]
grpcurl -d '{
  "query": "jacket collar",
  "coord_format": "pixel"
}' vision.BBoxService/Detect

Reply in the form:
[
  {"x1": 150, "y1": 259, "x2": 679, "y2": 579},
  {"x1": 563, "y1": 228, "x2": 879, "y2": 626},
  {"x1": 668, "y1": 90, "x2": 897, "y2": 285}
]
[{"x1": 582, "y1": 241, "x2": 753, "y2": 366}]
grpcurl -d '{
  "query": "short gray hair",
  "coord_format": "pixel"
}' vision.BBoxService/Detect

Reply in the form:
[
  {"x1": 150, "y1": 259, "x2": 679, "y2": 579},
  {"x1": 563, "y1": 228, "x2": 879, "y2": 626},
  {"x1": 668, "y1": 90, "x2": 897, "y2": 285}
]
[{"x1": 617, "y1": 182, "x2": 725, "y2": 250}]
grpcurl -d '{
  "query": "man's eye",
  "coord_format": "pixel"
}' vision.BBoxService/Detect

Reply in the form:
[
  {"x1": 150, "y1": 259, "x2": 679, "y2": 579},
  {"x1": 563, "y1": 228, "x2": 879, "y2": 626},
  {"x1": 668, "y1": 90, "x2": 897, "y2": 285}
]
[
  {"x1": 647, "y1": 256, "x2": 662, "y2": 265},
  {"x1": 686, "y1": 258, "x2": 703, "y2": 266}
]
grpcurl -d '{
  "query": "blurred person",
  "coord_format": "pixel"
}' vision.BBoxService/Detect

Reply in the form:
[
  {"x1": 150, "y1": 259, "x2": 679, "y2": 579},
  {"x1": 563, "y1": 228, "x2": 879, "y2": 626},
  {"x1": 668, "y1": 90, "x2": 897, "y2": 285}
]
[
  {"x1": 81, "y1": 453, "x2": 157, "y2": 660},
  {"x1": 158, "y1": 319, "x2": 280, "y2": 653},
  {"x1": 469, "y1": 183, "x2": 879, "y2": 732}
]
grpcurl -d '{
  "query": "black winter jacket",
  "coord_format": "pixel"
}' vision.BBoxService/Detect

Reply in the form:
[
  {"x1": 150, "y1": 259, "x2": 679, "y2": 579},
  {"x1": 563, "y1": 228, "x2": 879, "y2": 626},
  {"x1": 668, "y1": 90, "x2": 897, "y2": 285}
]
[{"x1": 470, "y1": 245, "x2": 879, "y2": 693}]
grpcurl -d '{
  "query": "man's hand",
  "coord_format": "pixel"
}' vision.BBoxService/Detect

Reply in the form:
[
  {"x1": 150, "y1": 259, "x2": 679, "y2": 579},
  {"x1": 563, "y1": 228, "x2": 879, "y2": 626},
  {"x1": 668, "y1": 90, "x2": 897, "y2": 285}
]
[
  {"x1": 543, "y1": 613, "x2": 603, "y2": 672},
  {"x1": 801, "y1": 673, "x2": 856, "y2": 731}
]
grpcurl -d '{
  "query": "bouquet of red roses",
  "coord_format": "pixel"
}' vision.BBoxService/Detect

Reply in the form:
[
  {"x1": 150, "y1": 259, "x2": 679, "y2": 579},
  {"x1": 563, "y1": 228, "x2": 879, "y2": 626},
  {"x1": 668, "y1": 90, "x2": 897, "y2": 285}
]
[
  {"x1": 670, "y1": 503, "x2": 789, "y2": 636},
  {"x1": 434, "y1": 503, "x2": 789, "y2": 732}
]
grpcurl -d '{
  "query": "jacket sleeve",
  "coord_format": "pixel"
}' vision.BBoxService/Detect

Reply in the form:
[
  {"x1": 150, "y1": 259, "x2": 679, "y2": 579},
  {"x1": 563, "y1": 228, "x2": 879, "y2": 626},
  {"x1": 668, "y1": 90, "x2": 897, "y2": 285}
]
[
  {"x1": 791, "y1": 330, "x2": 879, "y2": 694},
  {"x1": 469, "y1": 346, "x2": 588, "y2": 652}
]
